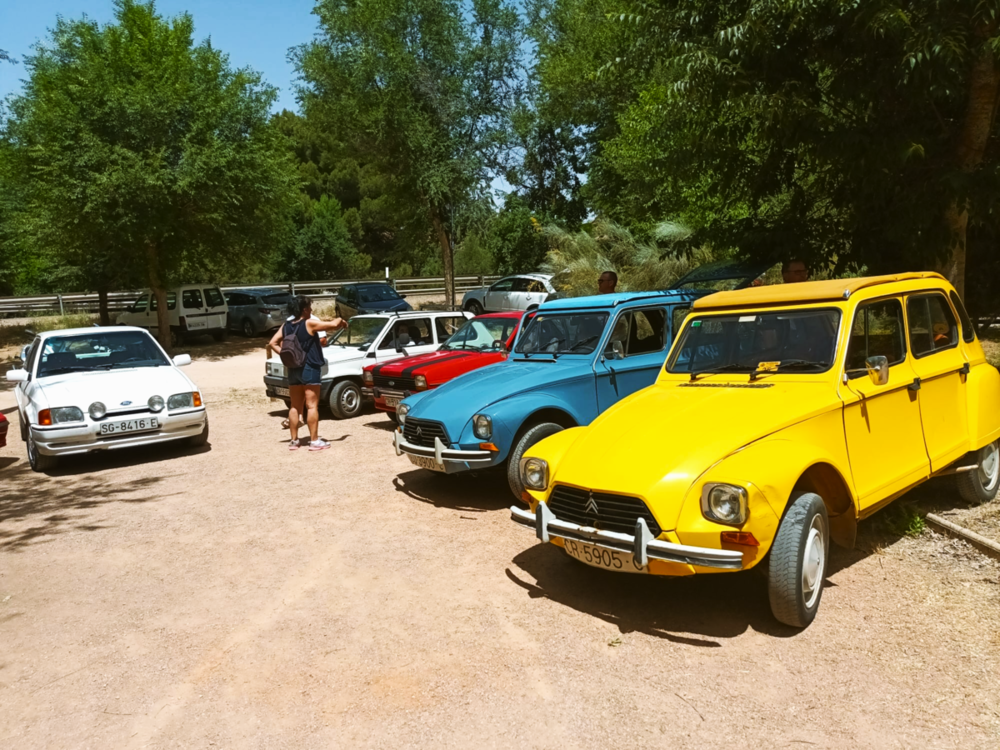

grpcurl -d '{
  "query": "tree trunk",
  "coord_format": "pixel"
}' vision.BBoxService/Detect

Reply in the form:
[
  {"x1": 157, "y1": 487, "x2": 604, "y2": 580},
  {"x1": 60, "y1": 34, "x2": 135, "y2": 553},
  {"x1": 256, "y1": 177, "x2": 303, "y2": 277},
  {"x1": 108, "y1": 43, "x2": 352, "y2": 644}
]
[
  {"x1": 97, "y1": 286, "x2": 111, "y2": 327},
  {"x1": 940, "y1": 38, "x2": 1000, "y2": 298},
  {"x1": 146, "y1": 242, "x2": 172, "y2": 351},
  {"x1": 430, "y1": 208, "x2": 455, "y2": 308}
]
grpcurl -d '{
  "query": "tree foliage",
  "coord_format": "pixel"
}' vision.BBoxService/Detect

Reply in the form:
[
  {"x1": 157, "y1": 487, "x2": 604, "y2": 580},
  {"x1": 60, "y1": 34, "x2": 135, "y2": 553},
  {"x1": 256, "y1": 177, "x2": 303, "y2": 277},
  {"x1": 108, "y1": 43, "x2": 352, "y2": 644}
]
[
  {"x1": 2, "y1": 0, "x2": 295, "y2": 339},
  {"x1": 295, "y1": 0, "x2": 525, "y2": 304}
]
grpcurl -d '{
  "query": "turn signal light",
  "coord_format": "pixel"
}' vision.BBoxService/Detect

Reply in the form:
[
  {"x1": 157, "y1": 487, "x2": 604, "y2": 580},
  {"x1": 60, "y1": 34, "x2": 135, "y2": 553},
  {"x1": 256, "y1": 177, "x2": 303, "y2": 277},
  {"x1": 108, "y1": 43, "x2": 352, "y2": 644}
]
[
  {"x1": 192, "y1": 392, "x2": 203, "y2": 407},
  {"x1": 38, "y1": 409, "x2": 53, "y2": 426},
  {"x1": 721, "y1": 531, "x2": 759, "y2": 547},
  {"x1": 479, "y1": 442, "x2": 499, "y2": 452}
]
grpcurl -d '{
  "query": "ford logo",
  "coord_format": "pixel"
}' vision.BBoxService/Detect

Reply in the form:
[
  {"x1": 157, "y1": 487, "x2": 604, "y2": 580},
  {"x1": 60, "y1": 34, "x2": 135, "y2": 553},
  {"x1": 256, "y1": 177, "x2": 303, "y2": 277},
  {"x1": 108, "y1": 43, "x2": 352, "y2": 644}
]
[
  {"x1": 389, "y1": 381, "x2": 395, "y2": 386},
  {"x1": 120, "y1": 400, "x2": 132, "y2": 406}
]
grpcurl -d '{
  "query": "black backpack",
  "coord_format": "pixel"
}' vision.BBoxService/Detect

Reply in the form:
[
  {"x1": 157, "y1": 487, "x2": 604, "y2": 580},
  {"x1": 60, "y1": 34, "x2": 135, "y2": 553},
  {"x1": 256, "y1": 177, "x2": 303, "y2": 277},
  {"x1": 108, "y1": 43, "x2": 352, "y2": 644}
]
[{"x1": 279, "y1": 321, "x2": 308, "y2": 368}]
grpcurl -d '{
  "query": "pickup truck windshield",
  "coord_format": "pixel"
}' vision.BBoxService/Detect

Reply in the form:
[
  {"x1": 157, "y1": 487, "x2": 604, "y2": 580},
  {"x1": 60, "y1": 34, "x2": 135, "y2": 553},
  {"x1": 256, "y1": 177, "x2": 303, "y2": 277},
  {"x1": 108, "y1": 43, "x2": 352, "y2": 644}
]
[
  {"x1": 515, "y1": 312, "x2": 609, "y2": 355},
  {"x1": 668, "y1": 309, "x2": 841, "y2": 375},
  {"x1": 37, "y1": 331, "x2": 170, "y2": 377},
  {"x1": 330, "y1": 317, "x2": 386, "y2": 349}
]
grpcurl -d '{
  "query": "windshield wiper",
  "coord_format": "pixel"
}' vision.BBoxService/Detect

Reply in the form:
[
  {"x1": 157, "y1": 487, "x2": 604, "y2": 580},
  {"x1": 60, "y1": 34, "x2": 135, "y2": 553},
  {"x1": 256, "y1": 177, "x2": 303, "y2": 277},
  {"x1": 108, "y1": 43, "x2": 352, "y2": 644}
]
[
  {"x1": 568, "y1": 335, "x2": 599, "y2": 352},
  {"x1": 688, "y1": 362, "x2": 754, "y2": 381},
  {"x1": 40, "y1": 366, "x2": 94, "y2": 376},
  {"x1": 749, "y1": 359, "x2": 829, "y2": 380},
  {"x1": 109, "y1": 358, "x2": 161, "y2": 369}
]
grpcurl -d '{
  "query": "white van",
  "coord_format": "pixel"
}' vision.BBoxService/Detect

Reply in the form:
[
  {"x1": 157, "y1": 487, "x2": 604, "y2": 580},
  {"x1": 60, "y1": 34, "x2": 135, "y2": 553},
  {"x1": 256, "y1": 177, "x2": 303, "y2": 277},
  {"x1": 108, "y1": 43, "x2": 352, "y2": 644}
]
[{"x1": 117, "y1": 285, "x2": 229, "y2": 346}]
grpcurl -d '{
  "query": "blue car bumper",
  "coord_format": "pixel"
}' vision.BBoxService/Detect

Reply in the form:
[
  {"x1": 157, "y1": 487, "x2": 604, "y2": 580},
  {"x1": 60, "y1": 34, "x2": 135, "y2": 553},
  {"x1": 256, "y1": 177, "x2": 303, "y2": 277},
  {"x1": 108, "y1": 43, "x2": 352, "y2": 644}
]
[{"x1": 393, "y1": 429, "x2": 499, "y2": 473}]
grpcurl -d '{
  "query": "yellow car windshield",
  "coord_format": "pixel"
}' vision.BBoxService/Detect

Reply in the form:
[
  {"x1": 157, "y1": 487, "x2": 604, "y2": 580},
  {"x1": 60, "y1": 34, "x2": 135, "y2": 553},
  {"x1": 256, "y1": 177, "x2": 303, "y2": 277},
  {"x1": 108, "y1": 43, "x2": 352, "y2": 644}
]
[{"x1": 668, "y1": 308, "x2": 841, "y2": 376}]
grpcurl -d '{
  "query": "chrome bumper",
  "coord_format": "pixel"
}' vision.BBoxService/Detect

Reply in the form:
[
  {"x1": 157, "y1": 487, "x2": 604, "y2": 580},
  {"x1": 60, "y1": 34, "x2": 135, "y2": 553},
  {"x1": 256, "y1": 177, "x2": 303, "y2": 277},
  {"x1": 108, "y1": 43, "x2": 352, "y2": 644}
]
[
  {"x1": 393, "y1": 429, "x2": 493, "y2": 466},
  {"x1": 510, "y1": 503, "x2": 744, "y2": 570},
  {"x1": 31, "y1": 409, "x2": 207, "y2": 456}
]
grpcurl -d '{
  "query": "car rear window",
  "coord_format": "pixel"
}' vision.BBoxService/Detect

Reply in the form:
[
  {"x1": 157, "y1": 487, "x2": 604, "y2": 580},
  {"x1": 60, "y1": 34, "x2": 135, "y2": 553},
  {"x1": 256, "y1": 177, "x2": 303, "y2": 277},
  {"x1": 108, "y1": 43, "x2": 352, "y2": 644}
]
[
  {"x1": 263, "y1": 293, "x2": 293, "y2": 307},
  {"x1": 205, "y1": 288, "x2": 225, "y2": 308},
  {"x1": 183, "y1": 289, "x2": 204, "y2": 309}
]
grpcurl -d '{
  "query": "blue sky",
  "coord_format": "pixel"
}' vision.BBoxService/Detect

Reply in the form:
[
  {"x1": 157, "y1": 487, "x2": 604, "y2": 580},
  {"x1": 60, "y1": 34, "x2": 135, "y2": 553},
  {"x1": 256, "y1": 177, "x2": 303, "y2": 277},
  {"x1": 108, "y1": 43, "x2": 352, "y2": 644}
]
[{"x1": 1, "y1": 0, "x2": 319, "y2": 112}]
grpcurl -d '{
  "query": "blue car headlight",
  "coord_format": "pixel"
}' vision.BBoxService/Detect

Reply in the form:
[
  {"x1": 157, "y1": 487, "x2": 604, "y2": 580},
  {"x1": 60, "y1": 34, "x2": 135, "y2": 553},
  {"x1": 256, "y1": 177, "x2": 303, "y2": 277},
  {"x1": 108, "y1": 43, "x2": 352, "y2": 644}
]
[
  {"x1": 397, "y1": 403, "x2": 410, "y2": 425},
  {"x1": 473, "y1": 414, "x2": 492, "y2": 440}
]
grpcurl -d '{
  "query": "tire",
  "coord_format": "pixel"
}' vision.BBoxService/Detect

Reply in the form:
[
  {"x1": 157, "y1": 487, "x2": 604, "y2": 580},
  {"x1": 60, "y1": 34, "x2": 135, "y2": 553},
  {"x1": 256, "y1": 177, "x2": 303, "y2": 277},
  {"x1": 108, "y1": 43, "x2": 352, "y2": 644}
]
[
  {"x1": 329, "y1": 380, "x2": 363, "y2": 420},
  {"x1": 169, "y1": 329, "x2": 185, "y2": 349},
  {"x1": 188, "y1": 418, "x2": 210, "y2": 447},
  {"x1": 282, "y1": 398, "x2": 292, "y2": 409},
  {"x1": 466, "y1": 300, "x2": 485, "y2": 316},
  {"x1": 241, "y1": 318, "x2": 256, "y2": 338},
  {"x1": 26, "y1": 432, "x2": 56, "y2": 473},
  {"x1": 956, "y1": 439, "x2": 1000, "y2": 504},
  {"x1": 388, "y1": 411, "x2": 399, "y2": 425},
  {"x1": 211, "y1": 330, "x2": 227, "y2": 342},
  {"x1": 768, "y1": 492, "x2": 829, "y2": 628},
  {"x1": 506, "y1": 421, "x2": 564, "y2": 500}
]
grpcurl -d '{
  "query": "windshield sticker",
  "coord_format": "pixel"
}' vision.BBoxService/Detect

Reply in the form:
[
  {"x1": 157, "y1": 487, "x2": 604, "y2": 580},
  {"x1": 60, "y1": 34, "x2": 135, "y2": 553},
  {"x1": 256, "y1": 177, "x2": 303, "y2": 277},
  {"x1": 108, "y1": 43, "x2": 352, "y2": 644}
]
[
  {"x1": 739, "y1": 315, "x2": 756, "y2": 323},
  {"x1": 757, "y1": 361, "x2": 780, "y2": 372},
  {"x1": 691, "y1": 321, "x2": 701, "y2": 327}
]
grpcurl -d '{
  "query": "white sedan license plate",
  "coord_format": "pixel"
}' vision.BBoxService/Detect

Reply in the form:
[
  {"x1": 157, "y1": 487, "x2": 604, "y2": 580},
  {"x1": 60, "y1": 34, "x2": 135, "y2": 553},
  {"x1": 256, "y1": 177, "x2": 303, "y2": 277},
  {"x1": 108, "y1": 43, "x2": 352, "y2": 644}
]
[
  {"x1": 272, "y1": 386, "x2": 290, "y2": 397},
  {"x1": 409, "y1": 454, "x2": 446, "y2": 473},
  {"x1": 100, "y1": 417, "x2": 159, "y2": 436},
  {"x1": 564, "y1": 539, "x2": 647, "y2": 574},
  {"x1": 384, "y1": 397, "x2": 400, "y2": 408}
]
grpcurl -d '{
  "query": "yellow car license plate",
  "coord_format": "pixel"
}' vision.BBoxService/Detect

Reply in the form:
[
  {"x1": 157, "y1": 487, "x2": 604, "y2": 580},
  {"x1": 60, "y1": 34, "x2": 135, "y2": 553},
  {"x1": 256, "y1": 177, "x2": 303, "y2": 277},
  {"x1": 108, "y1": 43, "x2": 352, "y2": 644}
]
[{"x1": 563, "y1": 539, "x2": 647, "y2": 574}]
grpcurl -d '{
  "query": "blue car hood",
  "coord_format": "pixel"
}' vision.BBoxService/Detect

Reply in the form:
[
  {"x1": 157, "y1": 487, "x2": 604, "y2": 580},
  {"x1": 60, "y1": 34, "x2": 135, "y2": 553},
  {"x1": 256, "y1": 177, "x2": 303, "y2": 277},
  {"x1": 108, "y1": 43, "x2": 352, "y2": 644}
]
[{"x1": 408, "y1": 356, "x2": 593, "y2": 436}]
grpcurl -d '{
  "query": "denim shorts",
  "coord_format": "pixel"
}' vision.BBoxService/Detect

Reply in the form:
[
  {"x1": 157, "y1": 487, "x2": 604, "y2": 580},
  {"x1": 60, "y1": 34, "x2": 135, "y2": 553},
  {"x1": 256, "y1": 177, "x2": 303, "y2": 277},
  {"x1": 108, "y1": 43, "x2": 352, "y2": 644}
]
[{"x1": 288, "y1": 364, "x2": 322, "y2": 386}]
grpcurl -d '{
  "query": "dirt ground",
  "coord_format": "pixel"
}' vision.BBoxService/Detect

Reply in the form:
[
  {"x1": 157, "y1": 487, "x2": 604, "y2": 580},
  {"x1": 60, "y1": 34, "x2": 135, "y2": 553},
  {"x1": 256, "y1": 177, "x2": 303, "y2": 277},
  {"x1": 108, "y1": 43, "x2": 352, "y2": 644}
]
[{"x1": 1, "y1": 343, "x2": 1000, "y2": 749}]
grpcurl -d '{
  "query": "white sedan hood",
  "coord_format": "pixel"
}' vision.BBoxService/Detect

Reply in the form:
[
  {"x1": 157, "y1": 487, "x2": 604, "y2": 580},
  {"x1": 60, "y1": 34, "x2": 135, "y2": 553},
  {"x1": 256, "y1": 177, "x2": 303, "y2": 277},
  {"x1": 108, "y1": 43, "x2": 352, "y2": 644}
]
[
  {"x1": 36, "y1": 367, "x2": 196, "y2": 410},
  {"x1": 323, "y1": 345, "x2": 370, "y2": 365}
]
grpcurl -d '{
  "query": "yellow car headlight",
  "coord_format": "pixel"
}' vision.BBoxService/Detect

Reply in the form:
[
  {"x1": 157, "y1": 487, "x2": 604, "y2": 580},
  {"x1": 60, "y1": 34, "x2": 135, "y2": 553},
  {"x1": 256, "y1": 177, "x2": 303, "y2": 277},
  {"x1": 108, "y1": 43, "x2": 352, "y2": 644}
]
[
  {"x1": 521, "y1": 457, "x2": 549, "y2": 491},
  {"x1": 701, "y1": 483, "x2": 748, "y2": 526}
]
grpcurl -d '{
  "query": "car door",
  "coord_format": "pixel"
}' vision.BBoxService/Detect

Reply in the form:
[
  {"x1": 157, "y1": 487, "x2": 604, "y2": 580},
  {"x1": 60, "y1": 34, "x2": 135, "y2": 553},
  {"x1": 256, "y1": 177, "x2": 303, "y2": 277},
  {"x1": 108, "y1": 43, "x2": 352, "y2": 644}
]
[
  {"x1": 14, "y1": 337, "x2": 41, "y2": 423},
  {"x1": 339, "y1": 287, "x2": 359, "y2": 319},
  {"x1": 226, "y1": 292, "x2": 248, "y2": 330},
  {"x1": 181, "y1": 288, "x2": 206, "y2": 332},
  {"x1": 841, "y1": 297, "x2": 929, "y2": 509},
  {"x1": 595, "y1": 307, "x2": 670, "y2": 411},
  {"x1": 123, "y1": 293, "x2": 151, "y2": 328},
  {"x1": 905, "y1": 291, "x2": 969, "y2": 472},
  {"x1": 484, "y1": 278, "x2": 514, "y2": 311},
  {"x1": 506, "y1": 278, "x2": 532, "y2": 311},
  {"x1": 203, "y1": 287, "x2": 228, "y2": 330},
  {"x1": 435, "y1": 316, "x2": 467, "y2": 345}
]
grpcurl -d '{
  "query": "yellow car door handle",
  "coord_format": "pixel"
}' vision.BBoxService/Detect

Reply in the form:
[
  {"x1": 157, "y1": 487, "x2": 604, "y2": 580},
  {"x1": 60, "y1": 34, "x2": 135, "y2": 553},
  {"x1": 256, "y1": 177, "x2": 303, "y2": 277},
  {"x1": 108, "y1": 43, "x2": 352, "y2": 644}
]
[{"x1": 908, "y1": 377, "x2": 921, "y2": 392}]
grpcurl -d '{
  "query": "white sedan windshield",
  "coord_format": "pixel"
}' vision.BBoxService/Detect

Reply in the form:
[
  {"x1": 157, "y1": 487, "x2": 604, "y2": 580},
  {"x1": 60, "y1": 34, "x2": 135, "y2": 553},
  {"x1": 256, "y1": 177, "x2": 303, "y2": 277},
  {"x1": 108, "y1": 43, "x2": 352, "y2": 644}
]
[{"x1": 37, "y1": 331, "x2": 170, "y2": 377}]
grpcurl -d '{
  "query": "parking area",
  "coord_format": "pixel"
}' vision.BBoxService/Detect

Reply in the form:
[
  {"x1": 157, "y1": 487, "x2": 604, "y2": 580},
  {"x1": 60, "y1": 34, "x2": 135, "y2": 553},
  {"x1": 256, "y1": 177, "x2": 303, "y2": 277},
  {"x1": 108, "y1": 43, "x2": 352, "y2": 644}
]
[{"x1": 1, "y1": 347, "x2": 999, "y2": 748}]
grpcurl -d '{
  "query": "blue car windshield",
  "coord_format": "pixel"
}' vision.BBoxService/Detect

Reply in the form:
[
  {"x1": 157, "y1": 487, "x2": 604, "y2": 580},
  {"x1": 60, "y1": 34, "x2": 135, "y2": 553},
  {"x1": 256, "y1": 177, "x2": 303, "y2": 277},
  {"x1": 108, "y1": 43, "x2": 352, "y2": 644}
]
[
  {"x1": 514, "y1": 312, "x2": 609, "y2": 355},
  {"x1": 668, "y1": 309, "x2": 841, "y2": 374}
]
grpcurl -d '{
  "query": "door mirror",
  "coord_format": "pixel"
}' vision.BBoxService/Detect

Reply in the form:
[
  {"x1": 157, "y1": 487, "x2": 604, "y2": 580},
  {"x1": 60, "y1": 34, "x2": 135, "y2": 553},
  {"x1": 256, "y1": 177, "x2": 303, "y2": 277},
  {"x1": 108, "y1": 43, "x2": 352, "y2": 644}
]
[
  {"x1": 6, "y1": 369, "x2": 28, "y2": 382},
  {"x1": 611, "y1": 341, "x2": 625, "y2": 360},
  {"x1": 172, "y1": 354, "x2": 192, "y2": 367},
  {"x1": 17, "y1": 345, "x2": 29, "y2": 364},
  {"x1": 397, "y1": 293, "x2": 407, "y2": 299},
  {"x1": 865, "y1": 355, "x2": 889, "y2": 386}
]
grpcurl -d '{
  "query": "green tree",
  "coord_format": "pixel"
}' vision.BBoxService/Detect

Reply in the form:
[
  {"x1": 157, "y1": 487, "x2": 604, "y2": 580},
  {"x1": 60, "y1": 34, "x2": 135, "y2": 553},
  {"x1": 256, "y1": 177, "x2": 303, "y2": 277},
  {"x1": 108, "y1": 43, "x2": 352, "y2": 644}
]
[
  {"x1": 2, "y1": 1, "x2": 295, "y2": 343},
  {"x1": 288, "y1": 195, "x2": 372, "y2": 280},
  {"x1": 295, "y1": 0, "x2": 525, "y2": 305},
  {"x1": 486, "y1": 194, "x2": 549, "y2": 274}
]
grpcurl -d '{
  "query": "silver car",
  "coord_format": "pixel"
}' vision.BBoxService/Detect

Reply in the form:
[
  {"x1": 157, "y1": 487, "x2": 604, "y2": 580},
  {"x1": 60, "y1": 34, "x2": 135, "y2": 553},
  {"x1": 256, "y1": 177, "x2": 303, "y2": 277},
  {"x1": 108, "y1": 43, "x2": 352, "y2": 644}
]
[
  {"x1": 461, "y1": 273, "x2": 557, "y2": 315},
  {"x1": 225, "y1": 288, "x2": 294, "y2": 337}
]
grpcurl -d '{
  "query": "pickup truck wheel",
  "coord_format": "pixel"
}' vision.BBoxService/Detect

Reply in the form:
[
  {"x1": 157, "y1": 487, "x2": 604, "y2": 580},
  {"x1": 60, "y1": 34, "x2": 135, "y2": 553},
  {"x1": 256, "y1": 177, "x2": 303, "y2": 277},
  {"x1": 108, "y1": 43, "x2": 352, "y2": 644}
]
[
  {"x1": 27, "y1": 432, "x2": 56, "y2": 473},
  {"x1": 188, "y1": 418, "x2": 210, "y2": 447},
  {"x1": 466, "y1": 300, "x2": 485, "y2": 316},
  {"x1": 956, "y1": 439, "x2": 1000, "y2": 504},
  {"x1": 329, "y1": 380, "x2": 363, "y2": 419},
  {"x1": 768, "y1": 492, "x2": 828, "y2": 628},
  {"x1": 507, "y1": 422, "x2": 564, "y2": 500}
]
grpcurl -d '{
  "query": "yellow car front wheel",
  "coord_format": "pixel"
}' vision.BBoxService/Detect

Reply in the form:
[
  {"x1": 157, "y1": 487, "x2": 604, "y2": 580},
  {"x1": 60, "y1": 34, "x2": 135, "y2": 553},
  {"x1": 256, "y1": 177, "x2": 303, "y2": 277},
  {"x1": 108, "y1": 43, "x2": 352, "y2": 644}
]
[{"x1": 767, "y1": 492, "x2": 829, "y2": 628}]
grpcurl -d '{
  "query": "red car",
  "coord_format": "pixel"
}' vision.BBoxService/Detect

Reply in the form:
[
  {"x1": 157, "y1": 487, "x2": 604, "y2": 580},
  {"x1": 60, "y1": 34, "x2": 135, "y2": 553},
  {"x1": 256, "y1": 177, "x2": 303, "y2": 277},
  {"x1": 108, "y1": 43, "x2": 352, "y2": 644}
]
[
  {"x1": 363, "y1": 312, "x2": 523, "y2": 421},
  {"x1": 0, "y1": 412, "x2": 8, "y2": 449}
]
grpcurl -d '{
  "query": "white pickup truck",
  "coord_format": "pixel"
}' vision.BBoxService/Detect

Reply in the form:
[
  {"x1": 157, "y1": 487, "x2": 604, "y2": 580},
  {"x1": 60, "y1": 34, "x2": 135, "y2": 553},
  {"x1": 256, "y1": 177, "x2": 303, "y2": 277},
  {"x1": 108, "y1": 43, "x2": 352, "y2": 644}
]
[{"x1": 263, "y1": 310, "x2": 470, "y2": 418}]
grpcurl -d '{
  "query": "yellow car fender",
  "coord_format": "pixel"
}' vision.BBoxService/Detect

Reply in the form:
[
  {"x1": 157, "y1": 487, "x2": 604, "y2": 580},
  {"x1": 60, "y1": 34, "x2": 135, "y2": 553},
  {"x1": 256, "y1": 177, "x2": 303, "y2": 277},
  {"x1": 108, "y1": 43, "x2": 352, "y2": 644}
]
[
  {"x1": 523, "y1": 426, "x2": 587, "y2": 508},
  {"x1": 675, "y1": 412, "x2": 858, "y2": 567}
]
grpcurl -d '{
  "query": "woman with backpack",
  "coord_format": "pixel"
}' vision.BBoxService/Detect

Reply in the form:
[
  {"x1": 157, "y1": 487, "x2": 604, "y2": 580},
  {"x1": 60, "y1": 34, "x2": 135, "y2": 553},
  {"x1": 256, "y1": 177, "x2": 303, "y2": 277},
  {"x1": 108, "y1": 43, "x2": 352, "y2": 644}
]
[{"x1": 268, "y1": 296, "x2": 346, "y2": 451}]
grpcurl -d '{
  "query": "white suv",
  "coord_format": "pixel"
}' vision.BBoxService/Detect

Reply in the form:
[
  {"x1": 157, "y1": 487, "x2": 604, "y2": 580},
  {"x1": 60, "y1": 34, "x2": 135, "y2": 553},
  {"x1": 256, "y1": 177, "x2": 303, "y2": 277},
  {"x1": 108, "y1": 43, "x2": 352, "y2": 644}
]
[{"x1": 263, "y1": 310, "x2": 470, "y2": 419}]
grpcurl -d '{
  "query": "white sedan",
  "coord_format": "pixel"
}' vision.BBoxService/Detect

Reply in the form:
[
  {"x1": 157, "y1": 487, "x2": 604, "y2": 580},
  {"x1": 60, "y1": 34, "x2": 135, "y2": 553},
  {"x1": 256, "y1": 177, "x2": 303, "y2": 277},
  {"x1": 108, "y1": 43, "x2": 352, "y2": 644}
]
[{"x1": 5, "y1": 326, "x2": 209, "y2": 472}]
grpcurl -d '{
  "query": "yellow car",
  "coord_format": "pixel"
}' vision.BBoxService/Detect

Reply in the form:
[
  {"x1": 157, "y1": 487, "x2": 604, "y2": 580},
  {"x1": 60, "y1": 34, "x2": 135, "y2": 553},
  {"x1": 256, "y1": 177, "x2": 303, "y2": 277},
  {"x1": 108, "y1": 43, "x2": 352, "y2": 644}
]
[{"x1": 510, "y1": 273, "x2": 1000, "y2": 627}]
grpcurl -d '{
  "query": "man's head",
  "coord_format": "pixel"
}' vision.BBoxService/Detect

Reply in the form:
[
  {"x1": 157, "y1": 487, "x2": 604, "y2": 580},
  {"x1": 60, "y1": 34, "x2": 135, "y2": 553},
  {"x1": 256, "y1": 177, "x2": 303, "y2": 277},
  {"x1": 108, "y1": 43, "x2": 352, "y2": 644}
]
[
  {"x1": 781, "y1": 260, "x2": 809, "y2": 284},
  {"x1": 598, "y1": 270, "x2": 618, "y2": 294}
]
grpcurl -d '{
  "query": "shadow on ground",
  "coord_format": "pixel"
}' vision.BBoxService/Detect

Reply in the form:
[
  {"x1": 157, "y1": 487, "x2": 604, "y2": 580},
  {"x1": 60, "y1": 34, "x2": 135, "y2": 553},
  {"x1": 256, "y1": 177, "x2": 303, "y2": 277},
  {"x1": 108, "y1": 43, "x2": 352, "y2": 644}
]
[
  {"x1": 392, "y1": 468, "x2": 511, "y2": 513},
  {"x1": 0, "y1": 454, "x2": 175, "y2": 553},
  {"x1": 182, "y1": 335, "x2": 269, "y2": 362}
]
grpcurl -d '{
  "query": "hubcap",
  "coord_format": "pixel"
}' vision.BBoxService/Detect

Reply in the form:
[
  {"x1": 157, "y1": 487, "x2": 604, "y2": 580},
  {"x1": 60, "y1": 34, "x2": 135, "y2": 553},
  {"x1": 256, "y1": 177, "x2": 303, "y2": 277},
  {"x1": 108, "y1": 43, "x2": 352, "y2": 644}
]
[
  {"x1": 243, "y1": 321, "x2": 253, "y2": 336},
  {"x1": 342, "y1": 388, "x2": 359, "y2": 412},
  {"x1": 801, "y1": 515, "x2": 826, "y2": 609},
  {"x1": 977, "y1": 441, "x2": 999, "y2": 490}
]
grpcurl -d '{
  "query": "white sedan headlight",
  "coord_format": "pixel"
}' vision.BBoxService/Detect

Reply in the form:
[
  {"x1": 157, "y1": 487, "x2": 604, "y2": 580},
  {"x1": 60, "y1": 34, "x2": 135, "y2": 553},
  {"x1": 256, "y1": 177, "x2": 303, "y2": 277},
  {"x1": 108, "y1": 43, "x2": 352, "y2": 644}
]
[
  {"x1": 397, "y1": 402, "x2": 410, "y2": 424},
  {"x1": 148, "y1": 395, "x2": 165, "y2": 413},
  {"x1": 473, "y1": 414, "x2": 492, "y2": 440},
  {"x1": 701, "y1": 483, "x2": 749, "y2": 526},
  {"x1": 521, "y1": 457, "x2": 549, "y2": 491},
  {"x1": 51, "y1": 406, "x2": 85, "y2": 424},
  {"x1": 168, "y1": 392, "x2": 203, "y2": 410},
  {"x1": 88, "y1": 402, "x2": 106, "y2": 420}
]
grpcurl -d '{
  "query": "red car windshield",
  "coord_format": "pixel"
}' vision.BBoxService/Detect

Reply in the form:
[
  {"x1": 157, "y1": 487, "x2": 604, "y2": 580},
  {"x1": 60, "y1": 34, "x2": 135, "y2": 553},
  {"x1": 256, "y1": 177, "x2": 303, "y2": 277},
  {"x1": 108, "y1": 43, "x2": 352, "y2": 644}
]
[{"x1": 442, "y1": 317, "x2": 518, "y2": 351}]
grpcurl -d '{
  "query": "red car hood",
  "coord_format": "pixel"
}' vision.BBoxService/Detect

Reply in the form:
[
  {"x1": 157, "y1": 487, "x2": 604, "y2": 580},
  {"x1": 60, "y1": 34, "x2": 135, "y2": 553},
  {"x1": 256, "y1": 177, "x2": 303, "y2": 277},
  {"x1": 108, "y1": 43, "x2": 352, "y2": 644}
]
[{"x1": 370, "y1": 348, "x2": 505, "y2": 386}]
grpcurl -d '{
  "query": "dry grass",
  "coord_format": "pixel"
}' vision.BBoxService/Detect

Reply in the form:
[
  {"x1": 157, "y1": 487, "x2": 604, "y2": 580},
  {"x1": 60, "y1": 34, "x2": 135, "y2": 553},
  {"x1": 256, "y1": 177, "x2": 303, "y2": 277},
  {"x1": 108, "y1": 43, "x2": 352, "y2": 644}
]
[{"x1": 981, "y1": 326, "x2": 1000, "y2": 367}]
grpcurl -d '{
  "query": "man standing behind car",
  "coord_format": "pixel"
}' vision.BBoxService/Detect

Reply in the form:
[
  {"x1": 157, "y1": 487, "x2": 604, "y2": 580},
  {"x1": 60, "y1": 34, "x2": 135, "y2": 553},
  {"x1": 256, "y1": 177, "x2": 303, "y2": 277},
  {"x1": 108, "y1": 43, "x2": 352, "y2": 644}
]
[{"x1": 598, "y1": 271, "x2": 618, "y2": 294}]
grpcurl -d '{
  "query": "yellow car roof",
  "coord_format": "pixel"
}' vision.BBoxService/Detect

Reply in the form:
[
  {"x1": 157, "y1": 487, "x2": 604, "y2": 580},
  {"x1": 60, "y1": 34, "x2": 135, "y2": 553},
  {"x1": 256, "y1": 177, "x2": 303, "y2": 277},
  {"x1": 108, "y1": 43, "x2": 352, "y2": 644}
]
[{"x1": 692, "y1": 272, "x2": 947, "y2": 310}]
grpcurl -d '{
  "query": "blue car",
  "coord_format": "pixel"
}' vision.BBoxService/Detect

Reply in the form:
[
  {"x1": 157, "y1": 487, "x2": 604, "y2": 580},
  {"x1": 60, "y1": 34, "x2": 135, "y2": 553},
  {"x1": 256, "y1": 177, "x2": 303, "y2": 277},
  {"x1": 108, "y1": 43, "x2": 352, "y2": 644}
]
[
  {"x1": 335, "y1": 282, "x2": 412, "y2": 319},
  {"x1": 392, "y1": 262, "x2": 768, "y2": 499},
  {"x1": 392, "y1": 290, "x2": 700, "y2": 498}
]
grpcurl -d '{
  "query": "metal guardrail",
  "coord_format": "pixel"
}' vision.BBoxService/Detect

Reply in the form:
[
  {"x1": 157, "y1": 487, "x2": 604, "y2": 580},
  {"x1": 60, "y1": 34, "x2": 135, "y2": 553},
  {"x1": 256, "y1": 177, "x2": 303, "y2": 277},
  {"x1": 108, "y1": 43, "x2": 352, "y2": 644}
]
[{"x1": 0, "y1": 275, "x2": 501, "y2": 318}]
